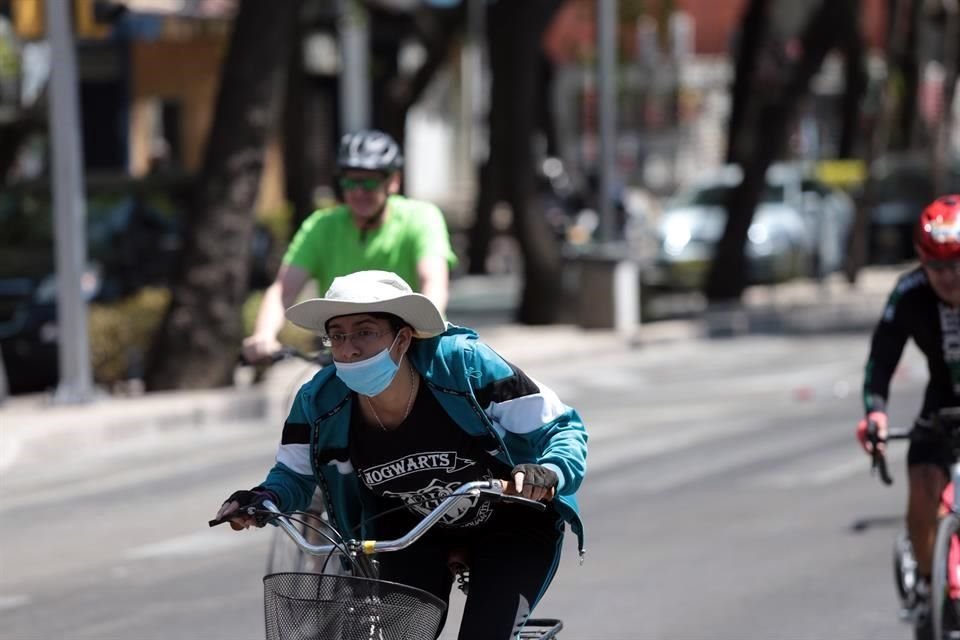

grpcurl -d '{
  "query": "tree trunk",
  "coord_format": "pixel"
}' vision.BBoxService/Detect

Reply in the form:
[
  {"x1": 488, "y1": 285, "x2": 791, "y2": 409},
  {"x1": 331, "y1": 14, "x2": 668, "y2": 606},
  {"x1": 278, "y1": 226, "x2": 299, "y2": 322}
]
[
  {"x1": 725, "y1": 0, "x2": 771, "y2": 165},
  {"x1": 931, "y1": 4, "x2": 959, "y2": 195},
  {"x1": 467, "y1": 0, "x2": 564, "y2": 324},
  {"x1": 893, "y1": 0, "x2": 921, "y2": 150},
  {"x1": 284, "y1": 45, "x2": 339, "y2": 230},
  {"x1": 145, "y1": 0, "x2": 302, "y2": 390},
  {"x1": 468, "y1": 159, "x2": 500, "y2": 274},
  {"x1": 705, "y1": 0, "x2": 855, "y2": 301},
  {"x1": 837, "y1": 2, "x2": 865, "y2": 158},
  {"x1": 466, "y1": 0, "x2": 561, "y2": 271},
  {"x1": 496, "y1": 0, "x2": 565, "y2": 324}
]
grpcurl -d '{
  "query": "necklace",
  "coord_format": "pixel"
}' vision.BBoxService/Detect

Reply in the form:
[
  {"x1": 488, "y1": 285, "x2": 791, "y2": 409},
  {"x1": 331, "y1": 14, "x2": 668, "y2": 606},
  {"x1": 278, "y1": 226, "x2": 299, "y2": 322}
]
[{"x1": 365, "y1": 363, "x2": 417, "y2": 430}]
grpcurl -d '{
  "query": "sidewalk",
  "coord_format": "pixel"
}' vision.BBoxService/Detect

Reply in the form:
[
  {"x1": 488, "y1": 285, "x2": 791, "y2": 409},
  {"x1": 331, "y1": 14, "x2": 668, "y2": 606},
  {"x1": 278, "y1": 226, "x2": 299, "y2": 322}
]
[{"x1": 0, "y1": 266, "x2": 903, "y2": 469}]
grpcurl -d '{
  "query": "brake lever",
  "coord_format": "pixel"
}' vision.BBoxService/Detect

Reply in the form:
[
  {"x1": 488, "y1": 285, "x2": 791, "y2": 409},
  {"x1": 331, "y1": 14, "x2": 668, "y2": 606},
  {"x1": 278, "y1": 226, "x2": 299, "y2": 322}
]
[
  {"x1": 208, "y1": 505, "x2": 258, "y2": 527},
  {"x1": 867, "y1": 420, "x2": 894, "y2": 486}
]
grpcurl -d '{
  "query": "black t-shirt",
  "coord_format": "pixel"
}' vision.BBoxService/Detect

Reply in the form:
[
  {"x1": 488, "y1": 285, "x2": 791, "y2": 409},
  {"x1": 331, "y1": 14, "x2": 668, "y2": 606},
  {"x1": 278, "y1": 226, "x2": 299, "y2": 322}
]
[
  {"x1": 866, "y1": 267, "x2": 960, "y2": 417},
  {"x1": 349, "y1": 383, "x2": 512, "y2": 531}
]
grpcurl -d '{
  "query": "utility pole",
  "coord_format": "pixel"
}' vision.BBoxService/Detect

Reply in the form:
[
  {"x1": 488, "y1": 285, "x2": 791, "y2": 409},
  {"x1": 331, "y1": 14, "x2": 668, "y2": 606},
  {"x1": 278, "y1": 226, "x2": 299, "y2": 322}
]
[
  {"x1": 596, "y1": 0, "x2": 617, "y2": 242},
  {"x1": 574, "y1": 0, "x2": 639, "y2": 336},
  {"x1": 339, "y1": 0, "x2": 370, "y2": 133},
  {"x1": 46, "y1": 0, "x2": 94, "y2": 403}
]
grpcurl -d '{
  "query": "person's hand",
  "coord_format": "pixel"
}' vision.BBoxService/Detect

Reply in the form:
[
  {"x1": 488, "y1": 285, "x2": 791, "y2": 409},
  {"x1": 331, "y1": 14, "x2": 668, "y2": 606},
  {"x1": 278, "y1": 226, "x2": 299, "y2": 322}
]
[
  {"x1": 508, "y1": 464, "x2": 558, "y2": 502},
  {"x1": 856, "y1": 411, "x2": 888, "y2": 455},
  {"x1": 242, "y1": 333, "x2": 282, "y2": 364},
  {"x1": 214, "y1": 489, "x2": 275, "y2": 530}
]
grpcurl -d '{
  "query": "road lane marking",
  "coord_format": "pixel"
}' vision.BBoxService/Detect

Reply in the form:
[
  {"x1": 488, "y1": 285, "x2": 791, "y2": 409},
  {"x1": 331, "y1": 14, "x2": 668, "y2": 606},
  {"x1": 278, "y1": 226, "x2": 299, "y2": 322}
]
[
  {"x1": 125, "y1": 529, "x2": 262, "y2": 560},
  {"x1": 0, "y1": 594, "x2": 31, "y2": 611},
  {"x1": 751, "y1": 449, "x2": 909, "y2": 488},
  {"x1": 0, "y1": 437, "x2": 276, "y2": 514}
]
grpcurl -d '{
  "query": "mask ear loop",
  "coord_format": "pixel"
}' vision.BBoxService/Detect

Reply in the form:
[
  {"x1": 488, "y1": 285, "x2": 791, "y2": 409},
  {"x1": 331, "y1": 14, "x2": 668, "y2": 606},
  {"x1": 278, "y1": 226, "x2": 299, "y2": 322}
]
[{"x1": 391, "y1": 328, "x2": 415, "y2": 370}]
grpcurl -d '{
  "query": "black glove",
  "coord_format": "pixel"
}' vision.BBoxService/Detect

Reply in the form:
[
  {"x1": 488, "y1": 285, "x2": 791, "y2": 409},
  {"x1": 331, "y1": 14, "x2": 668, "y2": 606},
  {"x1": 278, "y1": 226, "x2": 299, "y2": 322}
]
[
  {"x1": 510, "y1": 464, "x2": 559, "y2": 493},
  {"x1": 220, "y1": 487, "x2": 278, "y2": 527}
]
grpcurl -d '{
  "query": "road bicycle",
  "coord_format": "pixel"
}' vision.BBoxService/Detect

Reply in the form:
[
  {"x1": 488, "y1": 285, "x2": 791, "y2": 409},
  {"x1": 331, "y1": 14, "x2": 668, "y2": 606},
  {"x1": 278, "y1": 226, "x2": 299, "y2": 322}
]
[
  {"x1": 212, "y1": 479, "x2": 564, "y2": 639},
  {"x1": 868, "y1": 408, "x2": 960, "y2": 640}
]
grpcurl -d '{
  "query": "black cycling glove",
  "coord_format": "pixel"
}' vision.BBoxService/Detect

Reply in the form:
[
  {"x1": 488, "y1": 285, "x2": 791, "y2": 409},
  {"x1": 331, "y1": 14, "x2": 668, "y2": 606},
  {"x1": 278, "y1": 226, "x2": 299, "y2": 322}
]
[
  {"x1": 510, "y1": 464, "x2": 559, "y2": 490},
  {"x1": 221, "y1": 487, "x2": 278, "y2": 527}
]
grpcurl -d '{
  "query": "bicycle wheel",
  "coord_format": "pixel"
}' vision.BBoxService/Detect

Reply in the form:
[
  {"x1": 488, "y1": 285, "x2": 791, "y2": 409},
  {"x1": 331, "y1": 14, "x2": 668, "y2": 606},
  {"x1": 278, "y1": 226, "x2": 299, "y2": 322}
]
[
  {"x1": 931, "y1": 513, "x2": 960, "y2": 640},
  {"x1": 896, "y1": 530, "x2": 919, "y2": 607}
]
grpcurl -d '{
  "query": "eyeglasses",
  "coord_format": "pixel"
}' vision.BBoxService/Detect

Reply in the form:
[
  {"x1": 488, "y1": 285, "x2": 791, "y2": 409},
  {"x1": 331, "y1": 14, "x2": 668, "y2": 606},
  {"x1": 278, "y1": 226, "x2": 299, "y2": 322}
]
[
  {"x1": 924, "y1": 260, "x2": 960, "y2": 274},
  {"x1": 339, "y1": 176, "x2": 386, "y2": 192},
  {"x1": 321, "y1": 329, "x2": 391, "y2": 348}
]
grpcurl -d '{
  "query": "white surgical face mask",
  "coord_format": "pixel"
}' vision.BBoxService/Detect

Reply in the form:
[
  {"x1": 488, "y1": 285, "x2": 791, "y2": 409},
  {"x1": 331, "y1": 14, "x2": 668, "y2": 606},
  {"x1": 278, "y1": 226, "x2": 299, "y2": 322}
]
[{"x1": 333, "y1": 334, "x2": 401, "y2": 396}]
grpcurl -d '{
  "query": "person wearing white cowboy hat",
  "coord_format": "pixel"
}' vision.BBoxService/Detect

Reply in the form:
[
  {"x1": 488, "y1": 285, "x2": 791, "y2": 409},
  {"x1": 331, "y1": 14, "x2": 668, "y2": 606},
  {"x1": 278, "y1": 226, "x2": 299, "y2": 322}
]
[
  {"x1": 285, "y1": 269, "x2": 448, "y2": 340},
  {"x1": 216, "y1": 270, "x2": 588, "y2": 639}
]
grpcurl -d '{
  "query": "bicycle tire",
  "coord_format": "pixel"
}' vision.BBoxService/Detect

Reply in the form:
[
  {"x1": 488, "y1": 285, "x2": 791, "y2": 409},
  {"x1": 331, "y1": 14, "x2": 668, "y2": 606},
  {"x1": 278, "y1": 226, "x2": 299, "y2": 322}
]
[
  {"x1": 896, "y1": 529, "x2": 919, "y2": 606},
  {"x1": 931, "y1": 512, "x2": 960, "y2": 640}
]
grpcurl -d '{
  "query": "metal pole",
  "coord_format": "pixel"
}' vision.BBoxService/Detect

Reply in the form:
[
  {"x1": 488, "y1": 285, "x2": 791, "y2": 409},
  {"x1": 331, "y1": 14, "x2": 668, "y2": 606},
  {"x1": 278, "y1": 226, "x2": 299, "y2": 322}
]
[
  {"x1": 45, "y1": 0, "x2": 94, "y2": 404},
  {"x1": 339, "y1": 0, "x2": 370, "y2": 133},
  {"x1": 597, "y1": 0, "x2": 618, "y2": 243}
]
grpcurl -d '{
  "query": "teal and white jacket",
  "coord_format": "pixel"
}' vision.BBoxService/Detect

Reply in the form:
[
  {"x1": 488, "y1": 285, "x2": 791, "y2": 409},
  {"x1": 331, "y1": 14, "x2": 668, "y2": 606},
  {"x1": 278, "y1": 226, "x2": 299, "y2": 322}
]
[{"x1": 259, "y1": 324, "x2": 588, "y2": 553}]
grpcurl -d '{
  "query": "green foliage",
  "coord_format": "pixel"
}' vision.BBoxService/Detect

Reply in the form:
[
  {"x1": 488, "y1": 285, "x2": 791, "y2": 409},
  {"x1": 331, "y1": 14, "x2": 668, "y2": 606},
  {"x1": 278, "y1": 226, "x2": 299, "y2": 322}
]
[
  {"x1": 257, "y1": 200, "x2": 294, "y2": 245},
  {"x1": 89, "y1": 287, "x2": 170, "y2": 385},
  {"x1": 88, "y1": 287, "x2": 316, "y2": 388}
]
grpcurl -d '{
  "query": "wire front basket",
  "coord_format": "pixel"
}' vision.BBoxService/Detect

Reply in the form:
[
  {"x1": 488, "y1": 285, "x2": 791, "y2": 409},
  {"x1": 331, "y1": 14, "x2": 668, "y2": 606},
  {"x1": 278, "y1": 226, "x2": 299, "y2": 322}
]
[{"x1": 264, "y1": 573, "x2": 446, "y2": 640}]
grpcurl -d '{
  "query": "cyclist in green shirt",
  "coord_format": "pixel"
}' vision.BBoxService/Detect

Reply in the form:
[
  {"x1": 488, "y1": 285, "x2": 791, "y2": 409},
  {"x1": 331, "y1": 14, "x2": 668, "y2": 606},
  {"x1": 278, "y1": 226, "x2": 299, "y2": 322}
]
[{"x1": 243, "y1": 129, "x2": 457, "y2": 363}]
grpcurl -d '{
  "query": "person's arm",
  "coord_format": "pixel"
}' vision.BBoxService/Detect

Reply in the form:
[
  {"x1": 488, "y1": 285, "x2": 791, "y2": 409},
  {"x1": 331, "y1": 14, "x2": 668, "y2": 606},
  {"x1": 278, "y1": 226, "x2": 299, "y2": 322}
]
[
  {"x1": 242, "y1": 263, "x2": 311, "y2": 362},
  {"x1": 471, "y1": 343, "x2": 588, "y2": 498},
  {"x1": 411, "y1": 202, "x2": 457, "y2": 315},
  {"x1": 863, "y1": 289, "x2": 911, "y2": 415},
  {"x1": 417, "y1": 254, "x2": 450, "y2": 315}
]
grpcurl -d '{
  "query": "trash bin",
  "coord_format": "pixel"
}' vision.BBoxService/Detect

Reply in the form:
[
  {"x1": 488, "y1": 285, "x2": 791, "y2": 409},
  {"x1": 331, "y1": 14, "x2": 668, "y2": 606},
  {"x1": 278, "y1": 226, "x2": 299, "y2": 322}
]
[{"x1": 566, "y1": 242, "x2": 640, "y2": 333}]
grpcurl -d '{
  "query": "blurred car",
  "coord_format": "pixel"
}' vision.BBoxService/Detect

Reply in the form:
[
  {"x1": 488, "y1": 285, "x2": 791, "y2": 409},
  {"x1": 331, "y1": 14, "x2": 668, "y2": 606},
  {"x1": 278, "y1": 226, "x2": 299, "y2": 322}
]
[
  {"x1": 0, "y1": 179, "x2": 275, "y2": 394},
  {"x1": 865, "y1": 154, "x2": 960, "y2": 264},
  {"x1": 645, "y1": 164, "x2": 854, "y2": 291}
]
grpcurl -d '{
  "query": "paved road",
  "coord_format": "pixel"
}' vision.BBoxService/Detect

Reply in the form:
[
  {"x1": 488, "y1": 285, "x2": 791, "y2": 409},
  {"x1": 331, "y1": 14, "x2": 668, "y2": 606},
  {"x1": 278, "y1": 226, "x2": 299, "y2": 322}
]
[{"x1": 1, "y1": 330, "x2": 929, "y2": 639}]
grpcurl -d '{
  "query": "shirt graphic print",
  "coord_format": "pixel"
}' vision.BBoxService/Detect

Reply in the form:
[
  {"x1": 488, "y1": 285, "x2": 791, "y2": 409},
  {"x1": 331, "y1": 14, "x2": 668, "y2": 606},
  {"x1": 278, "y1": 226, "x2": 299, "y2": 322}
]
[{"x1": 349, "y1": 384, "x2": 510, "y2": 528}]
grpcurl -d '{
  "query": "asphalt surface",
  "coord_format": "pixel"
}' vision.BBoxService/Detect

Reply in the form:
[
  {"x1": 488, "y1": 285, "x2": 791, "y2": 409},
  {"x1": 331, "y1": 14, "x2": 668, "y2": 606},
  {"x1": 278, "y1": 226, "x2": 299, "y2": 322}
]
[
  {"x1": 0, "y1": 265, "x2": 917, "y2": 640},
  {"x1": 0, "y1": 326, "x2": 932, "y2": 640}
]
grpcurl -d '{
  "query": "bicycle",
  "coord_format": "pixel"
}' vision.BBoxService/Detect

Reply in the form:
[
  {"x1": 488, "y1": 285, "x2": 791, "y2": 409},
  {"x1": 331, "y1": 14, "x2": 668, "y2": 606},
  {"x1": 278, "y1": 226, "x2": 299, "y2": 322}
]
[
  {"x1": 211, "y1": 479, "x2": 564, "y2": 639},
  {"x1": 868, "y1": 408, "x2": 960, "y2": 640}
]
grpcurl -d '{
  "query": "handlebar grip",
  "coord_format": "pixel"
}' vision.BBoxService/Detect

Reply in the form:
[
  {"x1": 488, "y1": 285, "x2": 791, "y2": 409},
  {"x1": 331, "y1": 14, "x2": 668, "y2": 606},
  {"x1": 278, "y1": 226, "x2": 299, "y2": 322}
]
[
  {"x1": 866, "y1": 420, "x2": 894, "y2": 485},
  {"x1": 481, "y1": 479, "x2": 549, "y2": 512}
]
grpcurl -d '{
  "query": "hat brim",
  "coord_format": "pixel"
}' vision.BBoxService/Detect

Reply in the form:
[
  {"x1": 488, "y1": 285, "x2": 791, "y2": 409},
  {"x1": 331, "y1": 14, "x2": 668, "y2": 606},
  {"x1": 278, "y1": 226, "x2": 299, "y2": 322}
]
[{"x1": 285, "y1": 293, "x2": 446, "y2": 338}]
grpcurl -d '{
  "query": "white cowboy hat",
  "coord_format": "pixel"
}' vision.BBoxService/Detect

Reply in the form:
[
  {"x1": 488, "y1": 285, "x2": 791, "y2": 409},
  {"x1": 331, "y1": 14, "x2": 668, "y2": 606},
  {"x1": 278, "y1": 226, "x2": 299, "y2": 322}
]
[{"x1": 285, "y1": 270, "x2": 446, "y2": 338}]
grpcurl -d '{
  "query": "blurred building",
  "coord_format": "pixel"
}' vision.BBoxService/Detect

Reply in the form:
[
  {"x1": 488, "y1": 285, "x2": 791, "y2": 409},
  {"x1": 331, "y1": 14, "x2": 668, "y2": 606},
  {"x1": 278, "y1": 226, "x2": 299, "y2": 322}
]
[{"x1": 0, "y1": 0, "x2": 286, "y2": 212}]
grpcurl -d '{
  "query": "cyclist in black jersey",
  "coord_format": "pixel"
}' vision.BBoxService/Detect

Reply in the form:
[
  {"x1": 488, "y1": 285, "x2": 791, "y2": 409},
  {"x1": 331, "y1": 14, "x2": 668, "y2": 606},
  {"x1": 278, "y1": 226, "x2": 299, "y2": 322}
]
[{"x1": 856, "y1": 195, "x2": 960, "y2": 616}]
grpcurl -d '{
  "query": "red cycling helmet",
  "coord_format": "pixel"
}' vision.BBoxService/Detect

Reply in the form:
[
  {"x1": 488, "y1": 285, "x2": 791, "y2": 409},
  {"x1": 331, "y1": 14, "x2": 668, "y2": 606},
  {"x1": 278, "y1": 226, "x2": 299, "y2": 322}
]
[{"x1": 915, "y1": 195, "x2": 960, "y2": 262}]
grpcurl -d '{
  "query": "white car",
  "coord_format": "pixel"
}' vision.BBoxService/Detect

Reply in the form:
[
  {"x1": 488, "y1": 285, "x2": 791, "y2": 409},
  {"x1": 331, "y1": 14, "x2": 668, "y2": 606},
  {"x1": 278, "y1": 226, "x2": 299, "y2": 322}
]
[{"x1": 646, "y1": 164, "x2": 853, "y2": 290}]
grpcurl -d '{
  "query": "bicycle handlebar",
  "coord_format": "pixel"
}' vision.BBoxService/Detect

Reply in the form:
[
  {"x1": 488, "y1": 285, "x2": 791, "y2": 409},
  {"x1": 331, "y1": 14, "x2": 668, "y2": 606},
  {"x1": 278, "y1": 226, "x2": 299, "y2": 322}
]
[
  {"x1": 867, "y1": 421, "x2": 911, "y2": 486},
  {"x1": 238, "y1": 345, "x2": 319, "y2": 366},
  {"x1": 261, "y1": 479, "x2": 546, "y2": 557}
]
